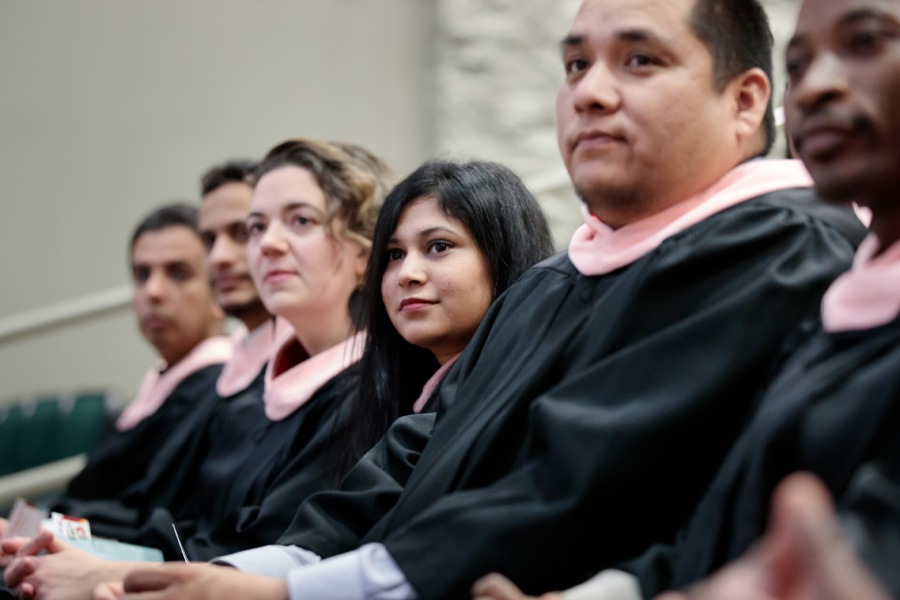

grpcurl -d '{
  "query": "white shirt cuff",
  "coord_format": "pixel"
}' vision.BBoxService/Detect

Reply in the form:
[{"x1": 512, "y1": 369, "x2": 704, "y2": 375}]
[
  {"x1": 213, "y1": 545, "x2": 322, "y2": 578},
  {"x1": 562, "y1": 570, "x2": 642, "y2": 600},
  {"x1": 286, "y1": 543, "x2": 418, "y2": 600}
]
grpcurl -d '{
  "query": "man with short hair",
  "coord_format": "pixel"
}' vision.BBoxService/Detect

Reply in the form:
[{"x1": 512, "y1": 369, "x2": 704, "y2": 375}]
[
  {"x1": 482, "y1": 0, "x2": 900, "y2": 597},
  {"x1": 29, "y1": 0, "x2": 867, "y2": 598},
  {"x1": 49, "y1": 163, "x2": 284, "y2": 536},
  {"x1": 60, "y1": 203, "x2": 232, "y2": 510}
]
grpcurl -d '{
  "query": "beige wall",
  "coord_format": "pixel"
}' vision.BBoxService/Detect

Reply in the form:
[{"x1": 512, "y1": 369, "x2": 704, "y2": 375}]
[
  {"x1": 0, "y1": 0, "x2": 435, "y2": 402},
  {"x1": 0, "y1": 0, "x2": 804, "y2": 404}
]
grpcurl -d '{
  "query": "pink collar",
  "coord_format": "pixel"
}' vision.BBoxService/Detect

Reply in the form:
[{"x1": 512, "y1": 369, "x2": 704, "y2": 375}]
[
  {"x1": 822, "y1": 235, "x2": 900, "y2": 332},
  {"x1": 567, "y1": 159, "x2": 814, "y2": 276},
  {"x1": 216, "y1": 318, "x2": 294, "y2": 398},
  {"x1": 412, "y1": 353, "x2": 461, "y2": 414},
  {"x1": 263, "y1": 331, "x2": 366, "y2": 421},
  {"x1": 116, "y1": 336, "x2": 234, "y2": 431}
]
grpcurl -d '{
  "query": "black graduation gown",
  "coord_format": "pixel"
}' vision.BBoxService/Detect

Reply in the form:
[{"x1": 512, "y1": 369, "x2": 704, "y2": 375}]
[
  {"x1": 275, "y1": 190, "x2": 863, "y2": 600},
  {"x1": 124, "y1": 368, "x2": 355, "y2": 561},
  {"x1": 57, "y1": 369, "x2": 265, "y2": 542},
  {"x1": 651, "y1": 316, "x2": 900, "y2": 598},
  {"x1": 58, "y1": 363, "x2": 224, "y2": 510}
]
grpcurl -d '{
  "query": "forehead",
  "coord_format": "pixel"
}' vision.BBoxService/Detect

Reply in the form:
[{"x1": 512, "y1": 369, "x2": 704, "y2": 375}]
[
  {"x1": 131, "y1": 225, "x2": 206, "y2": 267},
  {"x1": 570, "y1": 0, "x2": 700, "y2": 45},
  {"x1": 251, "y1": 165, "x2": 327, "y2": 213},
  {"x1": 393, "y1": 196, "x2": 468, "y2": 237},
  {"x1": 795, "y1": 0, "x2": 900, "y2": 34},
  {"x1": 199, "y1": 182, "x2": 254, "y2": 230}
]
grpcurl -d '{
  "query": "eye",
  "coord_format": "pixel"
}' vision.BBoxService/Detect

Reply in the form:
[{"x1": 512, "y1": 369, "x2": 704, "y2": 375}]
[
  {"x1": 169, "y1": 265, "x2": 193, "y2": 282},
  {"x1": 386, "y1": 248, "x2": 405, "y2": 262},
  {"x1": 132, "y1": 266, "x2": 150, "y2": 283},
  {"x1": 848, "y1": 29, "x2": 888, "y2": 55},
  {"x1": 200, "y1": 231, "x2": 215, "y2": 251},
  {"x1": 428, "y1": 240, "x2": 454, "y2": 254},
  {"x1": 229, "y1": 222, "x2": 249, "y2": 245},
  {"x1": 564, "y1": 57, "x2": 589, "y2": 76},
  {"x1": 625, "y1": 53, "x2": 656, "y2": 68},
  {"x1": 246, "y1": 219, "x2": 266, "y2": 238},
  {"x1": 785, "y1": 54, "x2": 809, "y2": 84}
]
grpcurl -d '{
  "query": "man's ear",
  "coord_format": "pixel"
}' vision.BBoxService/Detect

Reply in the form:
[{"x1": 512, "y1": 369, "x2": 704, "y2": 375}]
[{"x1": 731, "y1": 67, "x2": 771, "y2": 145}]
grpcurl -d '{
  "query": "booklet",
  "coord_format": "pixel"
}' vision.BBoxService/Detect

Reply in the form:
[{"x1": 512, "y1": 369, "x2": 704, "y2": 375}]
[{"x1": 3, "y1": 498, "x2": 164, "y2": 563}]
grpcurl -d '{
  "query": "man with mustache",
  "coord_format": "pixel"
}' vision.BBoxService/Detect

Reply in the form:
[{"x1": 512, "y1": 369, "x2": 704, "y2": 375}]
[
  {"x1": 49, "y1": 163, "x2": 284, "y2": 539},
  {"x1": 57, "y1": 203, "x2": 232, "y2": 514},
  {"x1": 5, "y1": 0, "x2": 870, "y2": 598},
  {"x1": 479, "y1": 0, "x2": 900, "y2": 598}
]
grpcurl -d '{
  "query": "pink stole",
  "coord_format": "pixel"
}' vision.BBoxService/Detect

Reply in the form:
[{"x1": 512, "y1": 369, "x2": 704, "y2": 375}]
[
  {"x1": 567, "y1": 159, "x2": 814, "y2": 276},
  {"x1": 116, "y1": 336, "x2": 234, "y2": 431},
  {"x1": 216, "y1": 318, "x2": 293, "y2": 398},
  {"x1": 822, "y1": 235, "x2": 900, "y2": 332},
  {"x1": 412, "y1": 354, "x2": 461, "y2": 414},
  {"x1": 263, "y1": 332, "x2": 366, "y2": 421}
]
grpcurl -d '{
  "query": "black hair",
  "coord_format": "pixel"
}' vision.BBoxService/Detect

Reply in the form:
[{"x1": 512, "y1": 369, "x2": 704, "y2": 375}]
[
  {"x1": 335, "y1": 160, "x2": 555, "y2": 478},
  {"x1": 200, "y1": 160, "x2": 258, "y2": 197},
  {"x1": 129, "y1": 202, "x2": 199, "y2": 250},
  {"x1": 689, "y1": 0, "x2": 775, "y2": 155}
]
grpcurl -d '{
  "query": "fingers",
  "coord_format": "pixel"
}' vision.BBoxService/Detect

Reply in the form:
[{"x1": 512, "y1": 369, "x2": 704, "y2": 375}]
[
  {"x1": 9, "y1": 531, "x2": 61, "y2": 558},
  {"x1": 1, "y1": 537, "x2": 31, "y2": 556},
  {"x1": 4, "y1": 556, "x2": 35, "y2": 590},
  {"x1": 472, "y1": 573, "x2": 529, "y2": 600}
]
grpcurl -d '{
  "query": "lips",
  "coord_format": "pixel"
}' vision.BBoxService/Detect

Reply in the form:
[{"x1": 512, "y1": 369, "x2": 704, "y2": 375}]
[
  {"x1": 213, "y1": 272, "x2": 251, "y2": 291},
  {"x1": 399, "y1": 298, "x2": 437, "y2": 313},
  {"x1": 141, "y1": 313, "x2": 172, "y2": 330},
  {"x1": 794, "y1": 113, "x2": 861, "y2": 160},
  {"x1": 572, "y1": 129, "x2": 625, "y2": 152},
  {"x1": 263, "y1": 268, "x2": 297, "y2": 284}
]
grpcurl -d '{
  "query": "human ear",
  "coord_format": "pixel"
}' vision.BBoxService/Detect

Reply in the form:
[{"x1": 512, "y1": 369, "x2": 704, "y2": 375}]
[
  {"x1": 353, "y1": 242, "x2": 370, "y2": 280},
  {"x1": 730, "y1": 67, "x2": 771, "y2": 144}
]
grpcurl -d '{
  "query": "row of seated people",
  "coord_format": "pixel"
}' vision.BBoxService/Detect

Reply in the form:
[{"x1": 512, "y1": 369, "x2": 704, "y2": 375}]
[{"x1": 2, "y1": 0, "x2": 899, "y2": 598}]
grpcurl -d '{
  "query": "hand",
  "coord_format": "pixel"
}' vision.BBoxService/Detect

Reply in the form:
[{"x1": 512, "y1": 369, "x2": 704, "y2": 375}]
[
  {"x1": 4, "y1": 533, "x2": 135, "y2": 600},
  {"x1": 472, "y1": 573, "x2": 563, "y2": 600},
  {"x1": 655, "y1": 472, "x2": 891, "y2": 600},
  {"x1": 114, "y1": 564, "x2": 288, "y2": 600},
  {"x1": 92, "y1": 581, "x2": 124, "y2": 600}
]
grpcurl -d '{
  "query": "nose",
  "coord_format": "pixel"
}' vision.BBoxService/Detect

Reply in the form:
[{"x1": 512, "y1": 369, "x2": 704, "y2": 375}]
[
  {"x1": 571, "y1": 61, "x2": 622, "y2": 114},
  {"x1": 208, "y1": 234, "x2": 236, "y2": 267},
  {"x1": 143, "y1": 270, "x2": 168, "y2": 302},
  {"x1": 791, "y1": 52, "x2": 848, "y2": 113},
  {"x1": 397, "y1": 252, "x2": 426, "y2": 287},
  {"x1": 258, "y1": 220, "x2": 289, "y2": 256}
]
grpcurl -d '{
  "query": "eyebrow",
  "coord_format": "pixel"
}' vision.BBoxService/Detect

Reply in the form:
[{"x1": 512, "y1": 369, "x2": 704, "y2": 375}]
[
  {"x1": 387, "y1": 226, "x2": 459, "y2": 244},
  {"x1": 560, "y1": 33, "x2": 585, "y2": 50},
  {"x1": 246, "y1": 201, "x2": 323, "y2": 220},
  {"x1": 788, "y1": 8, "x2": 898, "y2": 49},
  {"x1": 560, "y1": 28, "x2": 672, "y2": 51}
]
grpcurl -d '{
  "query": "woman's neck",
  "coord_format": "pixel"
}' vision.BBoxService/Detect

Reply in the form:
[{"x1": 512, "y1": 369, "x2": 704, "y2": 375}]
[{"x1": 287, "y1": 308, "x2": 355, "y2": 358}]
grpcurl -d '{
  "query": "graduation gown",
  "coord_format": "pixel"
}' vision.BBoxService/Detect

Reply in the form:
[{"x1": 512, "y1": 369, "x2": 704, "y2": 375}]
[
  {"x1": 59, "y1": 363, "x2": 224, "y2": 507},
  {"x1": 125, "y1": 366, "x2": 357, "y2": 561},
  {"x1": 274, "y1": 189, "x2": 862, "y2": 600},
  {"x1": 651, "y1": 316, "x2": 900, "y2": 598},
  {"x1": 57, "y1": 370, "x2": 264, "y2": 541}
]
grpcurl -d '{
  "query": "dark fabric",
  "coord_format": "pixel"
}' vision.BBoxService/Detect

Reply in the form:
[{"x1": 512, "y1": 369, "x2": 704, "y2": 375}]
[
  {"x1": 58, "y1": 363, "x2": 225, "y2": 513},
  {"x1": 126, "y1": 368, "x2": 356, "y2": 561},
  {"x1": 649, "y1": 316, "x2": 900, "y2": 598},
  {"x1": 277, "y1": 412, "x2": 436, "y2": 557},
  {"x1": 278, "y1": 191, "x2": 862, "y2": 600},
  {"x1": 57, "y1": 369, "x2": 265, "y2": 542}
]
